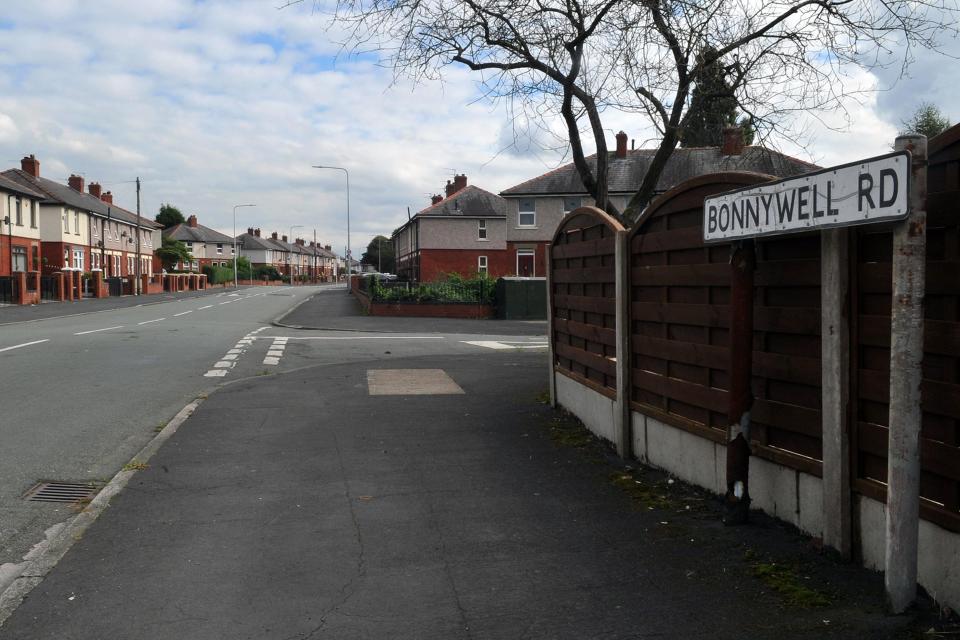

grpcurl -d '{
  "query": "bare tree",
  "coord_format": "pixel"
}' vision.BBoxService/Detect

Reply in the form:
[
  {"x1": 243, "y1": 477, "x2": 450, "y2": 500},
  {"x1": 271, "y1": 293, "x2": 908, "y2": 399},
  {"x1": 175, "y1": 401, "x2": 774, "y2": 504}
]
[{"x1": 308, "y1": 0, "x2": 957, "y2": 223}]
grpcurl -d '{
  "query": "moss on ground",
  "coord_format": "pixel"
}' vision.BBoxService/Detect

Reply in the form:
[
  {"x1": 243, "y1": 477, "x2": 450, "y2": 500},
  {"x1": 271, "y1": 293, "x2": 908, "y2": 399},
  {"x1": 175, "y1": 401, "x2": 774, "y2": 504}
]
[{"x1": 750, "y1": 560, "x2": 832, "y2": 608}]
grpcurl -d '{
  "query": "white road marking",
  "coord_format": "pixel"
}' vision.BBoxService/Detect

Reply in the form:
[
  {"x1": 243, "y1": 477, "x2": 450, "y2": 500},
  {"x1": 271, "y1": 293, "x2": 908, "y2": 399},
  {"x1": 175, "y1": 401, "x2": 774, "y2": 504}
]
[
  {"x1": 267, "y1": 350, "x2": 284, "y2": 358},
  {"x1": 138, "y1": 318, "x2": 165, "y2": 325},
  {"x1": 0, "y1": 339, "x2": 50, "y2": 353},
  {"x1": 263, "y1": 356, "x2": 280, "y2": 366},
  {"x1": 218, "y1": 301, "x2": 232, "y2": 305},
  {"x1": 461, "y1": 340, "x2": 548, "y2": 350},
  {"x1": 213, "y1": 361, "x2": 233, "y2": 369},
  {"x1": 222, "y1": 354, "x2": 238, "y2": 361},
  {"x1": 173, "y1": 311, "x2": 193, "y2": 317},
  {"x1": 74, "y1": 326, "x2": 123, "y2": 335},
  {"x1": 204, "y1": 370, "x2": 228, "y2": 377},
  {"x1": 198, "y1": 305, "x2": 213, "y2": 310},
  {"x1": 254, "y1": 336, "x2": 444, "y2": 341},
  {"x1": 227, "y1": 349, "x2": 243, "y2": 355}
]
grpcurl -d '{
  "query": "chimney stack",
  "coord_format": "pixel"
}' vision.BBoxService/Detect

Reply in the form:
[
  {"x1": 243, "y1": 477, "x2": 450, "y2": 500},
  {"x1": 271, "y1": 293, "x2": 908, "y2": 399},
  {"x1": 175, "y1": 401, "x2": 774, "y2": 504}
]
[
  {"x1": 21, "y1": 155, "x2": 40, "y2": 177},
  {"x1": 247, "y1": 227, "x2": 254, "y2": 235},
  {"x1": 431, "y1": 194, "x2": 443, "y2": 205},
  {"x1": 615, "y1": 131, "x2": 628, "y2": 159},
  {"x1": 445, "y1": 180, "x2": 455, "y2": 198},
  {"x1": 88, "y1": 182, "x2": 102, "y2": 198},
  {"x1": 324, "y1": 244, "x2": 331, "y2": 251},
  {"x1": 271, "y1": 232, "x2": 278, "y2": 240},
  {"x1": 187, "y1": 214, "x2": 198, "y2": 227},
  {"x1": 101, "y1": 191, "x2": 113, "y2": 204},
  {"x1": 68, "y1": 174, "x2": 85, "y2": 192},
  {"x1": 282, "y1": 235, "x2": 288, "y2": 242},
  {"x1": 453, "y1": 174, "x2": 467, "y2": 193},
  {"x1": 255, "y1": 228, "x2": 261, "y2": 237},
  {"x1": 721, "y1": 126, "x2": 745, "y2": 156}
]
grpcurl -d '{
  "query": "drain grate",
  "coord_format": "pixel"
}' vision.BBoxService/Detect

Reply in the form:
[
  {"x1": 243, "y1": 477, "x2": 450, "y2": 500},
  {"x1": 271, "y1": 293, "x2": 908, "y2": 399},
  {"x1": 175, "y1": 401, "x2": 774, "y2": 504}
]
[{"x1": 23, "y1": 481, "x2": 100, "y2": 503}]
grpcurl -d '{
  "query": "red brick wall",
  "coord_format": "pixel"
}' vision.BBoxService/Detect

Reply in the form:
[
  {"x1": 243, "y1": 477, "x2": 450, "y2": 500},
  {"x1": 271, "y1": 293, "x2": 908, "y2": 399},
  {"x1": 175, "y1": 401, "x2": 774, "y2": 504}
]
[
  {"x1": 418, "y1": 249, "x2": 512, "y2": 281},
  {"x1": 1, "y1": 235, "x2": 41, "y2": 276}
]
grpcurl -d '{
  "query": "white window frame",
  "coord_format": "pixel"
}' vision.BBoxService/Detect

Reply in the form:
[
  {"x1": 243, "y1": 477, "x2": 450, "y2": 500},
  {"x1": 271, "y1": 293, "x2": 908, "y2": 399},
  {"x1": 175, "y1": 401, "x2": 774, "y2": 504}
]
[
  {"x1": 11, "y1": 246, "x2": 27, "y2": 272},
  {"x1": 14, "y1": 198, "x2": 22, "y2": 226},
  {"x1": 216, "y1": 243, "x2": 223, "y2": 255},
  {"x1": 478, "y1": 255, "x2": 488, "y2": 274},
  {"x1": 74, "y1": 211, "x2": 80, "y2": 234},
  {"x1": 30, "y1": 201, "x2": 37, "y2": 228},
  {"x1": 518, "y1": 199, "x2": 536, "y2": 228},
  {"x1": 63, "y1": 211, "x2": 69, "y2": 232},
  {"x1": 563, "y1": 196, "x2": 582, "y2": 213},
  {"x1": 72, "y1": 248, "x2": 84, "y2": 270},
  {"x1": 477, "y1": 219, "x2": 487, "y2": 241},
  {"x1": 516, "y1": 248, "x2": 535, "y2": 277}
]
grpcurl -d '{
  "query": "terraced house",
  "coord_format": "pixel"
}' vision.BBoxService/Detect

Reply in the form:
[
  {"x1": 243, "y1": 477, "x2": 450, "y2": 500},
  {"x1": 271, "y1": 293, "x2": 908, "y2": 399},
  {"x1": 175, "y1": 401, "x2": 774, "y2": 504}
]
[
  {"x1": 0, "y1": 173, "x2": 45, "y2": 276},
  {"x1": 3, "y1": 155, "x2": 161, "y2": 281}
]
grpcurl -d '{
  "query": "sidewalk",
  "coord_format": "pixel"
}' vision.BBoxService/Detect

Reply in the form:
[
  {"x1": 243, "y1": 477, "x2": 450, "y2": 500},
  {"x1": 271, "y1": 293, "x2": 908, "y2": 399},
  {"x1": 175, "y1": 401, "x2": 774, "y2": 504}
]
[
  {"x1": 0, "y1": 351, "x2": 928, "y2": 639},
  {"x1": 276, "y1": 288, "x2": 547, "y2": 336}
]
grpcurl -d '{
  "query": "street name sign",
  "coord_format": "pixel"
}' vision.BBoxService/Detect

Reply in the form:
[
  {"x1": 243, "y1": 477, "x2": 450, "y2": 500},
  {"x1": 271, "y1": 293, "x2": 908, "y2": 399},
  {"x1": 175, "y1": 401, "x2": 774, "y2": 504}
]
[{"x1": 703, "y1": 151, "x2": 910, "y2": 242}]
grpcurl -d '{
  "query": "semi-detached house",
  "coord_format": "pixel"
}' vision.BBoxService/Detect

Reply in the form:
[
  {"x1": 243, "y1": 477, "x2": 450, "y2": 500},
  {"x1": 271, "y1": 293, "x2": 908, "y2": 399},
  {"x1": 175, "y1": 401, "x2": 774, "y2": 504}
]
[
  {"x1": 163, "y1": 215, "x2": 235, "y2": 272},
  {"x1": 393, "y1": 175, "x2": 509, "y2": 282},
  {"x1": 498, "y1": 130, "x2": 819, "y2": 277},
  {"x1": 0, "y1": 173, "x2": 46, "y2": 277}
]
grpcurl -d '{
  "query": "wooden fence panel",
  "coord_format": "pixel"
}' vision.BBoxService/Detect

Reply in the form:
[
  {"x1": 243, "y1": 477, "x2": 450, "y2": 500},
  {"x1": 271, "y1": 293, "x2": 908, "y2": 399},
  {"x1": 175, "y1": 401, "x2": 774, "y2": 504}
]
[
  {"x1": 852, "y1": 128, "x2": 960, "y2": 532},
  {"x1": 550, "y1": 207, "x2": 624, "y2": 397},
  {"x1": 628, "y1": 173, "x2": 825, "y2": 476}
]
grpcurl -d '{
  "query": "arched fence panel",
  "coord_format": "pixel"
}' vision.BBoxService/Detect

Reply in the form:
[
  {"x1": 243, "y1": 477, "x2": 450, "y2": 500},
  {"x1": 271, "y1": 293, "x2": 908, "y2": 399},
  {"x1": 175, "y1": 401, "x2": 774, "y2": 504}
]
[{"x1": 550, "y1": 207, "x2": 625, "y2": 397}]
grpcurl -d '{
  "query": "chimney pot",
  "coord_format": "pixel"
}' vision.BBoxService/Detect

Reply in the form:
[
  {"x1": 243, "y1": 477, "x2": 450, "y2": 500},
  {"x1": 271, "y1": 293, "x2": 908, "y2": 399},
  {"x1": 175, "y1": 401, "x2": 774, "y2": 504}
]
[
  {"x1": 615, "y1": 131, "x2": 628, "y2": 159},
  {"x1": 20, "y1": 154, "x2": 40, "y2": 177},
  {"x1": 445, "y1": 180, "x2": 455, "y2": 198},
  {"x1": 282, "y1": 235, "x2": 288, "y2": 243},
  {"x1": 187, "y1": 215, "x2": 198, "y2": 227},
  {"x1": 88, "y1": 182, "x2": 102, "y2": 198},
  {"x1": 431, "y1": 194, "x2": 443, "y2": 205},
  {"x1": 255, "y1": 228, "x2": 261, "y2": 237},
  {"x1": 101, "y1": 191, "x2": 113, "y2": 204},
  {"x1": 247, "y1": 227, "x2": 254, "y2": 235},
  {"x1": 453, "y1": 174, "x2": 467, "y2": 193},
  {"x1": 722, "y1": 126, "x2": 745, "y2": 156},
  {"x1": 271, "y1": 232, "x2": 278, "y2": 240},
  {"x1": 68, "y1": 174, "x2": 85, "y2": 192}
]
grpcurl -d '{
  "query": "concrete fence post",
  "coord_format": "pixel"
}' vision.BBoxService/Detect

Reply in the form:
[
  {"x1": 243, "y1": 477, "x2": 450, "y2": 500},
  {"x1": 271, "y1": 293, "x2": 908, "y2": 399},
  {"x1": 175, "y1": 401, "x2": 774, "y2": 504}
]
[
  {"x1": 885, "y1": 134, "x2": 927, "y2": 613},
  {"x1": 821, "y1": 228, "x2": 851, "y2": 559},
  {"x1": 545, "y1": 248, "x2": 557, "y2": 408},
  {"x1": 614, "y1": 229, "x2": 632, "y2": 459}
]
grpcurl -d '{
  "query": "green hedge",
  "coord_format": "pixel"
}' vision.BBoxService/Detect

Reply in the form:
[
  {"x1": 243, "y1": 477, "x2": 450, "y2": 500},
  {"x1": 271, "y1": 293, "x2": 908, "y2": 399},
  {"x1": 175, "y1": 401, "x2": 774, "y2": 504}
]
[{"x1": 369, "y1": 273, "x2": 495, "y2": 305}]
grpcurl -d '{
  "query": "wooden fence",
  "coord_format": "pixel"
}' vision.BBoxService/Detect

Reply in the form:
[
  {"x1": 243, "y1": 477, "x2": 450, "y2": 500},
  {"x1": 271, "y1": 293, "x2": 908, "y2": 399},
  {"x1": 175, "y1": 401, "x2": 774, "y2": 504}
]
[{"x1": 550, "y1": 140, "x2": 960, "y2": 533}]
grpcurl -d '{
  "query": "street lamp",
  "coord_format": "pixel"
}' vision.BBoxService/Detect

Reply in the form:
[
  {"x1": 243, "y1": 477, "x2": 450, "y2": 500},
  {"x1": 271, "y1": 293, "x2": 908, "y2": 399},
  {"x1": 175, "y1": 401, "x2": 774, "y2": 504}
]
[
  {"x1": 312, "y1": 165, "x2": 350, "y2": 292},
  {"x1": 289, "y1": 224, "x2": 302, "y2": 286},
  {"x1": 233, "y1": 204, "x2": 256, "y2": 288}
]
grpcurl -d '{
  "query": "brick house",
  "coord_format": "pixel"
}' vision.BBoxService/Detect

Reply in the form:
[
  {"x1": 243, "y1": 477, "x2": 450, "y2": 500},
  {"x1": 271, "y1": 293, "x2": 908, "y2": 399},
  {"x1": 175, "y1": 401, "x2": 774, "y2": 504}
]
[
  {"x1": 393, "y1": 175, "x2": 509, "y2": 282},
  {"x1": 499, "y1": 130, "x2": 819, "y2": 277},
  {"x1": 0, "y1": 173, "x2": 46, "y2": 277},
  {"x1": 236, "y1": 228, "x2": 286, "y2": 275},
  {"x1": 3, "y1": 155, "x2": 161, "y2": 279},
  {"x1": 164, "y1": 215, "x2": 235, "y2": 271}
]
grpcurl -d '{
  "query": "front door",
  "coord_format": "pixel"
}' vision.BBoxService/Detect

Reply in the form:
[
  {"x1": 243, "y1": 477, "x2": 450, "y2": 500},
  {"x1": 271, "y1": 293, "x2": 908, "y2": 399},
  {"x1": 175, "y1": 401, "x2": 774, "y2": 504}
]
[{"x1": 517, "y1": 249, "x2": 535, "y2": 277}]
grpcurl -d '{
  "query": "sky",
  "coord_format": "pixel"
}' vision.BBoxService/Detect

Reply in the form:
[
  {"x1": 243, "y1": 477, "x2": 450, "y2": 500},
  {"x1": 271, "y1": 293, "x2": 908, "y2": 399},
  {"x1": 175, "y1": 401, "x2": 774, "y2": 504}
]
[{"x1": 0, "y1": 0, "x2": 955, "y2": 260}]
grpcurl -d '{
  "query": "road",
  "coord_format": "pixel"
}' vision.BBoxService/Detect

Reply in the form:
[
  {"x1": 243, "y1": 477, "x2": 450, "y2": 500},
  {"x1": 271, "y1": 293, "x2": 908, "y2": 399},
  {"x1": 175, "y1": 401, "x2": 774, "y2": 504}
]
[{"x1": 0, "y1": 285, "x2": 547, "y2": 579}]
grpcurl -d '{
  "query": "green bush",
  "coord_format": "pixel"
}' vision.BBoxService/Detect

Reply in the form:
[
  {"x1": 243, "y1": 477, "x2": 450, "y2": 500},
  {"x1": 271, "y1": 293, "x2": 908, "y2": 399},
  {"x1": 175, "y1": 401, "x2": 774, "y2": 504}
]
[{"x1": 201, "y1": 263, "x2": 235, "y2": 285}]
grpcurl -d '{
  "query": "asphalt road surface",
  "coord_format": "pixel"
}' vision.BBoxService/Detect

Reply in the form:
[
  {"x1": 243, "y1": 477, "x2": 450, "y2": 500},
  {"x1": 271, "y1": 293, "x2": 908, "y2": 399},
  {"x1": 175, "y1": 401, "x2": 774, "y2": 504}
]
[{"x1": 0, "y1": 285, "x2": 547, "y2": 586}]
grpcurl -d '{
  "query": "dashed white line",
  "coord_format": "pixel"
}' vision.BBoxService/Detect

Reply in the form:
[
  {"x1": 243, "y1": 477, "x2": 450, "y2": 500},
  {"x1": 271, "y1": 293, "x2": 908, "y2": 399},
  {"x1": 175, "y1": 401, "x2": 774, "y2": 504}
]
[
  {"x1": 198, "y1": 305, "x2": 213, "y2": 310},
  {"x1": 74, "y1": 326, "x2": 123, "y2": 335},
  {"x1": 0, "y1": 339, "x2": 50, "y2": 353},
  {"x1": 173, "y1": 311, "x2": 193, "y2": 317},
  {"x1": 204, "y1": 370, "x2": 228, "y2": 377},
  {"x1": 138, "y1": 318, "x2": 165, "y2": 325}
]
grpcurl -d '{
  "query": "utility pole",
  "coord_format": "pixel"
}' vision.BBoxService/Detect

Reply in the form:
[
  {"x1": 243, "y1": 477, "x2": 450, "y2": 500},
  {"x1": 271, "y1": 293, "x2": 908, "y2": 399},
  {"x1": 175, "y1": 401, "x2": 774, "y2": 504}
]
[{"x1": 135, "y1": 177, "x2": 141, "y2": 295}]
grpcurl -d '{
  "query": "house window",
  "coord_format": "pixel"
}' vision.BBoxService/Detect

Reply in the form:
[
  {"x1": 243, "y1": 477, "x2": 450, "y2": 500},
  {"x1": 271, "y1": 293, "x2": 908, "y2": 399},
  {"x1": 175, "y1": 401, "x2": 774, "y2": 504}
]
[
  {"x1": 517, "y1": 249, "x2": 535, "y2": 277},
  {"x1": 478, "y1": 255, "x2": 488, "y2": 274},
  {"x1": 30, "y1": 201, "x2": 37, "y2": 228},
  {"x1": 31, "y1": 245, "x2": 38, "y2": 270},
  {"x1": 63, "y1": 212, "x2": 69, "y2": 232},
  {"x1": 14, "y1": 198, "x2": 22, "y2": 226},
  {"x1": 128, "y1": 256, "x2": 134, "y2": 273},
  {"x1": 12, "y1": 246, "x2": 27, "y2": 272},
  {"x1": 518, "y1": 199, "x2": 536, "y2": 227},
  {"x1": 186, "y1": 242, "x2": 193, "y2": 251},
  {"x1": 478, "y1": 219, "x2": 487, "y2": 240},
  {"x1": 563, "y1": 196, "x2": 581, "y2": 213},
  {"x1": 216, "y1": 243, "x2": 223, "y2": 255},
  {"x1": 114, "y1": 255, "x2": 120, "y2": 274},
  {"x1": 73, "y1": 249, "x2": 84, "y2": 270},
  {"x1": 74, "y1": 211, "x2": 80, "y2": 234}
]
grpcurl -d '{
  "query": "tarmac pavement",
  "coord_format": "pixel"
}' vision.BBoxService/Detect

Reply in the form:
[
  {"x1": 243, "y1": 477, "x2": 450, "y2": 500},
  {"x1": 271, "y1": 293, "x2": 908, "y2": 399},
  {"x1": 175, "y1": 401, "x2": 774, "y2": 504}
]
[{"x1": 0, "y1": 347, "x2": 925, "y2": 639}]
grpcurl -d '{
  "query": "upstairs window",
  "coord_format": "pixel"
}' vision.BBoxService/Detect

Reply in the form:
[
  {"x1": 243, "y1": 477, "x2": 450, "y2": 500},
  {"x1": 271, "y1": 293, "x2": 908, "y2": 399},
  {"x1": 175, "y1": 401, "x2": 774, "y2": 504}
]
[
  {"x1": 563, "y1": 196, "x2": 582, "y2": 213},
  {"x1": 216, "y1": 243, "x2": 223, "y2": 254},
  {"x1": 30, "y1": 201, "x2": 37, "y2": 228},
  {"x1": 14, "y1": 198, "x2": 22, "y2": 226},
  {"x1": 74, "y1": 211, "x2": 80, "y2": 234},
  {"x1": 63, "y1": 211, "x2": 69, "y2": 232},
  {"x1": 518, "y1": 199, "x2": 536, "y2": 227},
  {"x1": 478, "y1": 219, "x2": 487, "y2": 240}
]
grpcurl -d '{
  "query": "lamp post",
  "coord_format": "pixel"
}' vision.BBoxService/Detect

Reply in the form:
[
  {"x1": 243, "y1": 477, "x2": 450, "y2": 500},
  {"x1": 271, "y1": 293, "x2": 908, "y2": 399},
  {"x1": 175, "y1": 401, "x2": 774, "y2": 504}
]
[
  {"x1": 233, "y1": 204, "x2": 256, "y2": 288},
  {"x1": 312, "y1": 165, "x2": 350, "y2": 292},
  {"x1": 289, "y1": 224, "x2": 302, "y2": 286}
]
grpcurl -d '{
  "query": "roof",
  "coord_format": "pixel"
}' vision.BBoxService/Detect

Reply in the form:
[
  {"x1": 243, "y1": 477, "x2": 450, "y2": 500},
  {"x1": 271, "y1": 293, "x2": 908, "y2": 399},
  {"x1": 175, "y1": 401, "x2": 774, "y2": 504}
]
[
  {"x1": 236, "y1": 232, "x2": 279, "y2": 251},
  {"x1": 0, "y1": 173, "x2": 47, "y2": 199},
  {"x1": 499, "y1": 146, "x2": 819, "y2": 197},
  {"x1": 164, "y1": 222, "x2": 234, "y2": 244},
  {"x1": 1, "y1": 169, "x2": 162, "y2": 230},
  {"x1": 414, "y1": 185, "x2": 507, "y2": 218}
]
